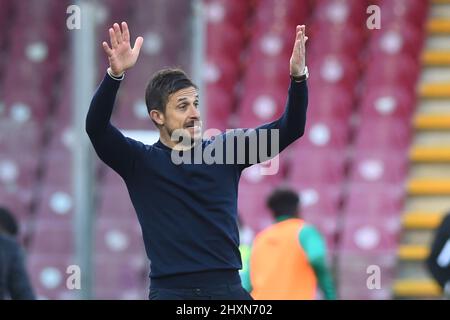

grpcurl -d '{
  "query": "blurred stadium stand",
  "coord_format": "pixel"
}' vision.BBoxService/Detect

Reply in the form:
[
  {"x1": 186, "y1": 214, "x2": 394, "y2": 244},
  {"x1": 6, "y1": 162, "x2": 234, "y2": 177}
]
[{"x1": 1, "y1": 0, "x2": 449, "y2": 300}]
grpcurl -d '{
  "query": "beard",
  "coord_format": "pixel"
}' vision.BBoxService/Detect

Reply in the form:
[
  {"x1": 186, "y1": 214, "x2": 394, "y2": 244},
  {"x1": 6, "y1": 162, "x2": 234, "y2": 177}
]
[{"x1": 167, "y1": 126, "x2": 201, "y2": 149}]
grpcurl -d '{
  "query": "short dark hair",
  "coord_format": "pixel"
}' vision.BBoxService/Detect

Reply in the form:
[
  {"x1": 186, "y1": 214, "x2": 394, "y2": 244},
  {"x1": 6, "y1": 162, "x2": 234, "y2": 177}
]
[
  {"x1": 145, "y1": 68, "x2": 197, "y2": 124},
  {"x1": 0, "y1": 206, "x2": 19, "y2": 237},
  {"x1": 266, "y1": 187, "x2": 300, "y2": 219}
]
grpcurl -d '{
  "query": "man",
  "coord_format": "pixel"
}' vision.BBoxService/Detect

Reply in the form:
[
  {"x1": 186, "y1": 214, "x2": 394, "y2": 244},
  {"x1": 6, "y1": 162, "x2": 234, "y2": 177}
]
[
  {"x1": 0, "y1": 207, "x2": 36, "y2": 300},
  {"x1": 426, "y1": 212, "x2": 450, "y2": 298},
  {"x1": 86, "y1": 21, "x2": 308, "y2": 300},
  {"x1": 245, "y1": 188, "x2": 336, "y2": 300}
]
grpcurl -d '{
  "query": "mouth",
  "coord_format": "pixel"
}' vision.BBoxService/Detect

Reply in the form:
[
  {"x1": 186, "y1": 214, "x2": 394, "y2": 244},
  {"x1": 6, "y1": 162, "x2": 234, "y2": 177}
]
[{"x1": 185, "y1": 122, "x2": 201, "y2": 130}]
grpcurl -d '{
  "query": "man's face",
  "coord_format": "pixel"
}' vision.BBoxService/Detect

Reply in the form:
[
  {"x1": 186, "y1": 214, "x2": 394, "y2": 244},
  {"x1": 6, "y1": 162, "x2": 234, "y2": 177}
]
[{"x1": 162, "y1": 86, "x2": 202, "y2": 144}]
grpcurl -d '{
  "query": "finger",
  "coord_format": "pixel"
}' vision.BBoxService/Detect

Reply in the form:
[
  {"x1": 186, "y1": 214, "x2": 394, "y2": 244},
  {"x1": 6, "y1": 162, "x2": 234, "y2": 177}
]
[
  {"x1": 121, "y1": 21, "x2": 130, "y2": 43},
  {"x1": 132, "y1": 36, "x2": 144, "y2": 55},
  {"x1": 102, "y1": 41, "x2": 113, "y2": 57},
  {"x1": 109, "y1": 28, "x2": 118, "y2": 48},
  {"x1": 113, "y1": 23, "x2": 123, "y2": 44},
  {"x1": 292, "y1": 39, "x2": 301, "y2": 59}
]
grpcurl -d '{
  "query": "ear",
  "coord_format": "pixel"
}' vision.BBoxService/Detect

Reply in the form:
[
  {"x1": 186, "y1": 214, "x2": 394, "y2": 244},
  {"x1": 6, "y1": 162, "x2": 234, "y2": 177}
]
[{"x1": 150, "y1": 110, "x2": 164, "y2": 126}]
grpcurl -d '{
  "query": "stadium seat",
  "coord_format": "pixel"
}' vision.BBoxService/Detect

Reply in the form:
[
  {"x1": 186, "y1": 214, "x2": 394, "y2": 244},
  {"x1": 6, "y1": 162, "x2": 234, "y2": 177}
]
[
  {"x1": 288, "y1": 182, "x2": 342, "y2": 252},
  {"x1": 314, "y1": 0, "x2": 369, "y2": 28},
  {"x1": 34, "y1": 185, "x2": 74, "y2": 224},
  {"x1": 348, "y1": 150, "x2": 408, "y2": 185},
  {"x1": 308, "y1": 23, "x2": 365, "y2": 58},
  {"x1": 28, "y1": 254, "x2": 79, "y2": 300},
  {"x1": 354, "y1": 118, "x2": 412, "y2": 150},
  {"x1": 238, "y1": 183, "x2": 276, "y2": 234},
  {"x1": 94, "y1": 254, "x2": 148, "y2": 299},
  {"x1": 253, "y1": 0, "x2": 308, "y2": 27},
  {"x1": 237, "y1": 84, "x2": 289, "y2": 128},
  {"x1": 288, "y1": 148, "x2": 347, "y2": 185},
  {"x1": 29, "y1": 221, "x2": 74, "y2": 255},
  {"x1": 379, "y1": 0, "x2": 428, "y2": 26},
  {"x1": 296, "y1": 120, "x2": 350, "y2": 151},
  {"x1": 337, "y1": 252, "x2": 397, "y2": 299},
  {"x1": 363, "y1": 54, "x2": 420, "y2": 91},
  {"x1": 343, "y1": 183, "x2": 405, "y2": 216},
  {"x1": 203, "y1": 0, "x2": 250, "y2": 29},
  {"x1": 308, "y1": 53, "x2": 359, "y2": 89},
  {"x1": 95, "y1": 218, "x2": 145, "y2": 255},
  {"x1": 367, "y1": 21, "x2": 424, "y2": 58},
  {"x1": 307, "y1": 84, "x2": 354, "y2": 121},
  {"x1": 358, "y1": 85, "x2": 416, "y2": 120}
]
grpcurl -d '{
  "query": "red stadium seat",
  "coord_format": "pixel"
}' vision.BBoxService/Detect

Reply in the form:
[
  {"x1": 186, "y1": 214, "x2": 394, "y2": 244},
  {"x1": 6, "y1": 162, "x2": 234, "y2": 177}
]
[
  {"x1": 29, "y1": 221, "x2": 74, "y2": 255},
  {"x1": 238, "y1": 182, "x2": 277, "y2": 234},
  {"x1": 254, "y1": 0, "x2": 308, "y2": 27},
  {"x1": 337, "y1": 252, "x2": 397, "y2": 299},
  {"x1": 205, "y1": 85, "x2": 234, "y2": 132},
  {"x1": 2, "y1": 90, "x2": 50, "y2": 126},
  {"x1": 358, "y1": 85, "x2": 416, "y2": 120},
  {"x1": 308, "y1": 23, "x2": 366, "y2": 58},
  {"x1": 288, "y1": 182, "x2": 342, "y2": 252},
  {"x1": 296, "y1": 120, "x2": 350, "y2": 151},
  {"x1": 354, "y1": 118, "x2": 412, "y2": 150},
  {"x1": 237, "y1": 84, "x2": 289, "y2": 128},
  {"x1": 95, "y1": 218, "x2": 145, "y2": 255},
  {"x1": 246, "y1": 29, "x2": 294, "y2": 62},
  {"x1": 338, "y1": 218, "x2": 400, "y2": 254},
  {"x1": 204, "y1": 55, "x2": 240, "y2": 92},
  {"x1": 203, "y1": 0, "x2": 251, "y2": 29},
  {"x1": 94, "y1": 254, "x2": 148, "y2": 299},
  {"x1": 308, "y1": 53, "x2": 359, "y2": 89},
  {"x1": 367, "y1": 21, "x2": 424, "y2": 58},
  {"x1": 206, "y1": 22, "x2": 244, "y2": 62},
  {"x1": 379, "y1": 0, "x2": 428, "y2": 26},
  {"x1": 34, "y1": 185, "x2": 74, "y2": 223},
  {"x1": 28, "y1": 254, "x2": 77, "y2": 300},
  {"x1": 363, "y1": 53, "x2": 420, "y2": 91},
  {"x1": 288, "y1": 148, "x2": 347, "y2": 185},
  {"x1": 0, "y1": 154, "x2": 38, "y2": 190},
  {"x1": 307, "y1": 84, "x2": 355, "y2": 121},
  {"x1": 343, "y1": 183, "x2": 405, "y2": 216},
  {"x1": 349, "y1": 150, "x2": 408, "y2": 185},
  {"x1": 242, "y1": 57, "x2": 290, "y2": 91},
  {"x1": 314, "y1": 0, "x2": 369, "y2": 28}
]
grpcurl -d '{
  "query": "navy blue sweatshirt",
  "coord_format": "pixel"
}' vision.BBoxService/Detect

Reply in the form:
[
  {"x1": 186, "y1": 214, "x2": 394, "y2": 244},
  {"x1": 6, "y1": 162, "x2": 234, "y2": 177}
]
[{"x1": 86, "y1": 72, "x2": 308, "y2": 287}]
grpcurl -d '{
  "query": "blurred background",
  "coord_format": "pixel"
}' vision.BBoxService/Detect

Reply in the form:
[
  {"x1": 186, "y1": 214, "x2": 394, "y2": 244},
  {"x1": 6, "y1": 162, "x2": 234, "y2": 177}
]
[{"x1": 0, "y1": 0, "x2": 449, "y2": 300}]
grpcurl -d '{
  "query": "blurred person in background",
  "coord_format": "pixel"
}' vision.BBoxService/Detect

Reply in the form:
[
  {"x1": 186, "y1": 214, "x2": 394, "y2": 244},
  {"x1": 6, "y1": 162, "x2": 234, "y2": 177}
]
[
  {"x1": 426, "y1": 212, "x2": 450, "y2": 299},
  {"x1": 86, "y1": 21, "x2": 308, "y2": 299},
  {"x1": 244, "y1": 187, "x2": 336, "y2": 300},
  {"x1": 237, "y1": 215, "x2": 254, "y2": 291},
  {"x1": 0, "y1": 207, "x2": 36, "y2": 300}
]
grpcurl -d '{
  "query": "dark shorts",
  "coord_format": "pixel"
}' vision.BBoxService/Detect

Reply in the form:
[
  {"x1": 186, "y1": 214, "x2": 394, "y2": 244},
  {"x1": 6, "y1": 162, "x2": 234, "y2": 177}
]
[{"x1": 149, "y1": 283, "x2": 253, "y2": 300}]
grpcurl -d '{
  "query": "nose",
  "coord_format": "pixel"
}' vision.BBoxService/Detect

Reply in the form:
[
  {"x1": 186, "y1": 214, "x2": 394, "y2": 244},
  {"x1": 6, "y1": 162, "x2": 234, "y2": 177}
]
[{"x1": 189, "y1": 104, "x2": 201, "y2": 120}]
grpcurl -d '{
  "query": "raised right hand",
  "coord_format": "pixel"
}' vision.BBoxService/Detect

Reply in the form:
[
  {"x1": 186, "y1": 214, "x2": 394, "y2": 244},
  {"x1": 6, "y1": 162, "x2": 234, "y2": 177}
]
[{"x1": 102, "y1": 22, "x2": 144, "y2": 76}]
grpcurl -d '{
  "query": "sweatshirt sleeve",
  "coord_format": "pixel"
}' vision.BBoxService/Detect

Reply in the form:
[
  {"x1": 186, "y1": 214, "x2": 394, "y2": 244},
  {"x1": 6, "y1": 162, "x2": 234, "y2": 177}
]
[
  {"x1": 299, "y1": 225, "x2": 336, "y2": 300},
  {"x1": 86, "y1": 72, "x2": 144, "y2": 179},
  {"x1": 233, "y1": 79, "x2": 308, "y2": 169}
]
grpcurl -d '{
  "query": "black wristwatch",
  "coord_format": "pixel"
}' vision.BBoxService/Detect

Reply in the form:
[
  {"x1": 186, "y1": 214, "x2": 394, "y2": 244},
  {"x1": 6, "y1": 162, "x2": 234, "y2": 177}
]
[{"x1": 290, "y1": 66, "x2": 309, "y2": 83}]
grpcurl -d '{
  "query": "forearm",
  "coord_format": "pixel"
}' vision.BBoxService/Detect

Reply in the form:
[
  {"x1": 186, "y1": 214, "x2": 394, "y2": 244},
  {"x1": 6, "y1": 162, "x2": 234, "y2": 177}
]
[
  {"x1": 86, "y1": 72, "x2": 138, "y2": 178},
  {"x1": 277, "y1": 79, "x2": 308, "y2": 150},
  {"x1": 310, "y1": 257, "x2": 336, "y2": 300},
  {"x1": 86, "y1": 72, "x2": 122, "y2": 138},
  {"x1": 259, "y1": 79, "x2": 308, "y2": 153}
]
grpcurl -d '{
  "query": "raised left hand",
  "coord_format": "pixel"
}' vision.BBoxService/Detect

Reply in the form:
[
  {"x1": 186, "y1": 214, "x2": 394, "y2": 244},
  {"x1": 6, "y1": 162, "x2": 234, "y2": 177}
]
[{"x1": 289, "y1": 25, "x2": 308, "y2": 77}]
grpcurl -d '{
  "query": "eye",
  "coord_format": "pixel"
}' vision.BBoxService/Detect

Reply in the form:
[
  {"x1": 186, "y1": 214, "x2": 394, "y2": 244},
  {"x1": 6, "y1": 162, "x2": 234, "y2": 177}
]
[{"x1": 194, "y1": 102, "x2": 199, "y2": 108}]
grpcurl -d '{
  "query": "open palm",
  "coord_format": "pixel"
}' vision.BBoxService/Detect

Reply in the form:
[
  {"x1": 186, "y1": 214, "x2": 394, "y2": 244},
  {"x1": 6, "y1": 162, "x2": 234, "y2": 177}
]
[
  {"x1": 102, "y1": 22, "x2": 144, "y2": 76},
  {"x1": 290, "y1": 25, "x2": 308, "y2": 77}
]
